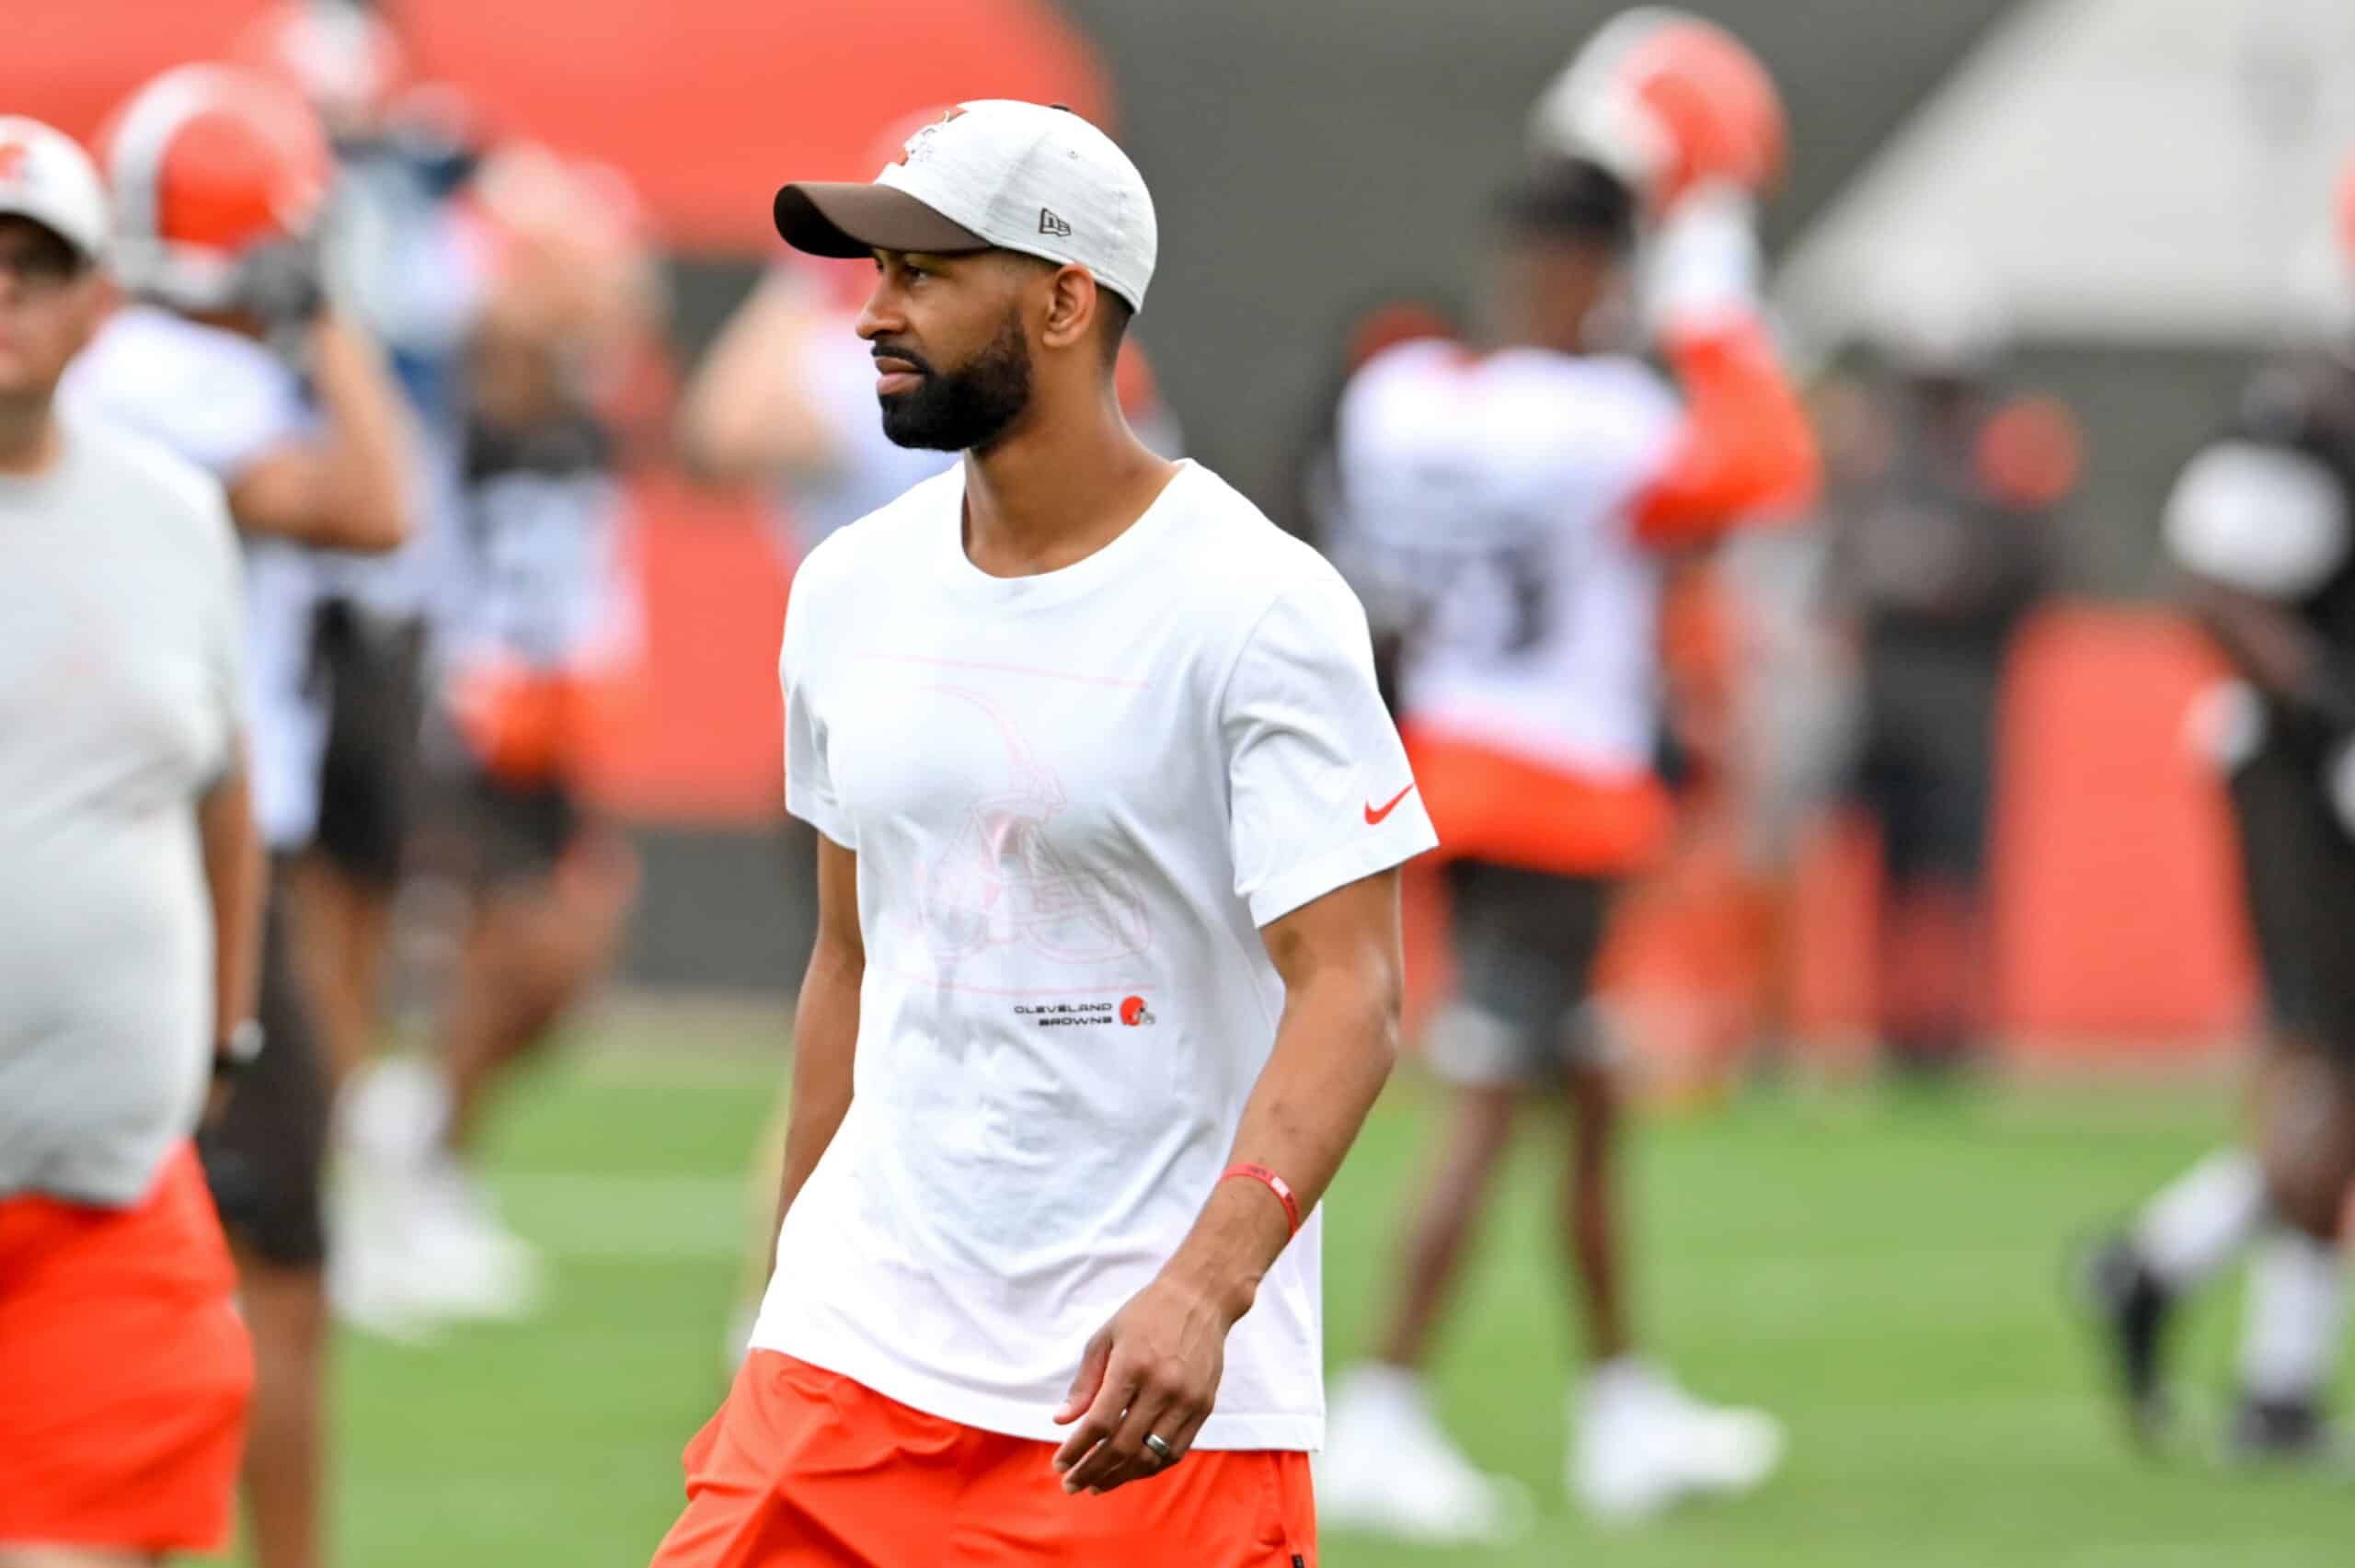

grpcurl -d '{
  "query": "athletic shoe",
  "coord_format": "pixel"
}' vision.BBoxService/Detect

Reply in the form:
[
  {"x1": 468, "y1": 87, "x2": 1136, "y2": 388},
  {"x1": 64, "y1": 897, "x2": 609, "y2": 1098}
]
[
  {"x1": 2080, "y1": 1232, "x2": 2175, "y2": 1445},
  {"x1": 2225, "y1": 1394, "x2": 2344, "y2": 1468},
  {"x1": 1315, "y1": 1365, "x2": 1534, "y2": 1545},
  {"x1": 402, "y1": 1159, "x2": 546, "y2": 1323},
  {"x1": 1569, "y1": 1359, "x2": 1784, "y2": 1522}
]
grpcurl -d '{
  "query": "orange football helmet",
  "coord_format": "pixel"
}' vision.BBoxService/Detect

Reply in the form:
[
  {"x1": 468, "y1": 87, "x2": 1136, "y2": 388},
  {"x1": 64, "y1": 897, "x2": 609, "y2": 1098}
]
[
  {"x1": 1530, "y1": 7, "x2": 1786, "y2": 211},
  {"x1": 99, "y1": 63, "x2": 336, "y2": 315}
]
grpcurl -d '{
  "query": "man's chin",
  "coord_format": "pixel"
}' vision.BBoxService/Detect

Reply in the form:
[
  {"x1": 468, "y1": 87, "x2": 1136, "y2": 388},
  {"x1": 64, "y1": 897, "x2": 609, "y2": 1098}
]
[{"x1": 878, "y1": 398, "x2": 963, "y2": 452}]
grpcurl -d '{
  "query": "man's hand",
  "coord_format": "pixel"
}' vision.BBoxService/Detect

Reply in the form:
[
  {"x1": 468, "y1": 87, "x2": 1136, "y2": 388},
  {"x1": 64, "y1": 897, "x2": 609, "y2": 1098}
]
[{"x1": 1050, "y1": 1267, "x2": 1247, "y2": 1495}]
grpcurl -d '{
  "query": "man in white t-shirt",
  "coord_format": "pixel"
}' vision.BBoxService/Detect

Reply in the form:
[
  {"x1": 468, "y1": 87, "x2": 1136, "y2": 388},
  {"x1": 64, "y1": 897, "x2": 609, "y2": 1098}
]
[
  {"x1": 648, "y1": 101, "x2": 1435, "y2": 1567},
  {"x1": 60, "y1": 63, "x2": 415, "y2": 1568},
  {"x1": 0, "y1": 115, "x2": 260, "y2": 1566}
]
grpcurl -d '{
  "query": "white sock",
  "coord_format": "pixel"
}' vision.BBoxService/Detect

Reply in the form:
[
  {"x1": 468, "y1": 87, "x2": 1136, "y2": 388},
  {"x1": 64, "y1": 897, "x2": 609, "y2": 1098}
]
[
  {"x1": 2238, "y1": 1230, "x2": 2348, "y2": 1404},
  {"x1": 2133, "y1": 1149, "x2": 2266, "y2": 1289},
  {"x1": 340, "y1": 1054, "x2": 452, "y2": 1168}
]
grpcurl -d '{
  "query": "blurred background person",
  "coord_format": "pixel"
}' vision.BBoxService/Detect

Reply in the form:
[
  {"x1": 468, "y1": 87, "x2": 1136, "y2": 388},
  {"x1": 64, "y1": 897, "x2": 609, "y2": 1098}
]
[
  {"x1": 336, "y1": 144, "x2": 659, "y2": 1336},
  {"x1": 237, "y1": 0, "x2": 490, "y2": 1097},
  {"x1": 63, "y1": 61, "x2": 414, "y2": 1568},
  {"x1": 1819, "y1": 275, "x2": 2077, "y2": 1077},
  {"x1": 1275, "y1": 292, "x2": 1462, "y2": 554},
  {"x1": 2085, "y1": 155, "x2": 2355, "y2": 1463},
  {"x1": 0, "y1": 114, "x2": 261, "y2": 1568},
  {"x1": 1315, "y1": 10, "x2": 1815, "y2": 1540}
]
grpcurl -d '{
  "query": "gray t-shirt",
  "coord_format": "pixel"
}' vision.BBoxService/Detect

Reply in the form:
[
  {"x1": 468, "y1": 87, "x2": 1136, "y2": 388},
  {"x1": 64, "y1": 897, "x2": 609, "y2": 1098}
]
[{"x1": 0, "y1": 416, "x2": 246, "y2": 1206}]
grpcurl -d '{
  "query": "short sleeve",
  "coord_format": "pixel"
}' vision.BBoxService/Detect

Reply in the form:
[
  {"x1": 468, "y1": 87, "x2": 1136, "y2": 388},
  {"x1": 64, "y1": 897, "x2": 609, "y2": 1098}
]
[
  {"x1": 779, "y1": 567, "x2": 854, "y2": 850},
  {"x1": 2164, "y1": 441, "x2": 2350, "y2": 600},
  {"x1": 63, "y1": 315, "x2": 308, "y2": 485},
  {"x1": 1223, "y1": 579, "x2": 1438, "y2": 926}
]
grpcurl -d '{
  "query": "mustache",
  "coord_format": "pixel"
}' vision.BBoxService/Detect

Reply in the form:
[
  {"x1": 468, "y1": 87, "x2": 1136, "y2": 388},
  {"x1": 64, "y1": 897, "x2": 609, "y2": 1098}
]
[{"x1": 870, "y1": 340, "x2": 936, "y2": 377}]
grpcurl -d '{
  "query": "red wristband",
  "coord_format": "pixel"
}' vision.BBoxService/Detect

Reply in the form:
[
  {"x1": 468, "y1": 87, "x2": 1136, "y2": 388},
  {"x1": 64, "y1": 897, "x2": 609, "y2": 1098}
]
[{"x1": 1220, "y1": 1162, "x2": 1303, "y2": 1238}]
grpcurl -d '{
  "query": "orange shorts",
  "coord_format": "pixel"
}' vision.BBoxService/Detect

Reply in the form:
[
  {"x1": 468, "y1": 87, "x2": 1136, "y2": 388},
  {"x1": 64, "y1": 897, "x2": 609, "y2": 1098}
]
[
  {"x1": 649, "y1": 1351, "x2": 1316, "y2": 1567},
  {"x1": 0, "y1": 1143, "x2": 253, "y2": 1554},
  {"x1": 1403, "y1": 725, "x2": 1672, "y2": 877}
]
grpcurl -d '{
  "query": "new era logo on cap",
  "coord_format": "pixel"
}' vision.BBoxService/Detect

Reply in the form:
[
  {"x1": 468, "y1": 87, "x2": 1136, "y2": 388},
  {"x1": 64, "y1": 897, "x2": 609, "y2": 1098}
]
[{"x1": 772, "y1": 99, "x2": 1157, "y2": 311}]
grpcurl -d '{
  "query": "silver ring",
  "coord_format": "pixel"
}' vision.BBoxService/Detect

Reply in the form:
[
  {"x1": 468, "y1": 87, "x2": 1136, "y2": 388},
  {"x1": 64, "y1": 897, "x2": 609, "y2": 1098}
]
[{"x1": 1143, "y1": 1433, "x2": 1177, "y2": 1466}]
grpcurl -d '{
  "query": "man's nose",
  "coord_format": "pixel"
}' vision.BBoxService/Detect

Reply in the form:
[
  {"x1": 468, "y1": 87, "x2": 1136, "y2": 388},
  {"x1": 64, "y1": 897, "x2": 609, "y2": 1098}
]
[{"x1": 856, "y1": 279, "x2": 906, "y2": 343}]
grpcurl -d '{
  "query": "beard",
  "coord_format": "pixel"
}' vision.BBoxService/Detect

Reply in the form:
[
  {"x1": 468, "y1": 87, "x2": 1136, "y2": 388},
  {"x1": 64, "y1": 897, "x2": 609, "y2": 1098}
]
[{"x1": 876, "y1": 309, "x2": 1034, "y2": 452}]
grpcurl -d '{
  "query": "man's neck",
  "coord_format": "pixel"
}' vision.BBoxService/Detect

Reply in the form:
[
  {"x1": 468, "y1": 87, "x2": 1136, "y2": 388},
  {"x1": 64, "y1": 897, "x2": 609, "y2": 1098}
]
[
  {"x1": 0, "y1": 395, "x2": 62, "y2": 478},
  {"x1": 960, "y1": 388, "x2": 1179, "y2": 578}
]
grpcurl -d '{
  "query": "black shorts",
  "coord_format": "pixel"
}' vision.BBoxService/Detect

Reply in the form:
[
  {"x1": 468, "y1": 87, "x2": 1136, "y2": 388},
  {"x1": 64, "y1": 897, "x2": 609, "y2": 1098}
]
[
  {"x1": 1853, "y1": 647, "x2": 2002, "y2": 886},
  {"x1": 1425, "y1": 859, "x2": 1620, "y2": 1085},
  {"x1": 196, "y1": 884, "x2": 329, "y2": 1268},
  {"x1": 310, "y1": 603, "x2": 425, "y2": 889},
  {"x1": 2229, "y1": 742, "x2": 2355, "y2": 1060},
  {"x1": 434, "y1": 760, "x2": 587, "y2": 889}
]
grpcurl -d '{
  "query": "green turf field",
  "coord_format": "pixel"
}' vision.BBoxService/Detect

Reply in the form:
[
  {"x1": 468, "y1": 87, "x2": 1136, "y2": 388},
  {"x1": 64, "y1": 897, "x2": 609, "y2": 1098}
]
[{"x1": 220, "y1": 1016, "x2": 2347, "y2": 1567}]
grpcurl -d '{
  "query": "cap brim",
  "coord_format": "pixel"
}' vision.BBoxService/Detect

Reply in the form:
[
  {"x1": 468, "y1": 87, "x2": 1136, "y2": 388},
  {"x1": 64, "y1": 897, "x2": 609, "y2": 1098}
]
[
  {"x1": 772, "y1": 181, "x2": 990, "y2": 258},
  {"x1": 0, "y1": 199, "x2": 99, "y2": 263}
]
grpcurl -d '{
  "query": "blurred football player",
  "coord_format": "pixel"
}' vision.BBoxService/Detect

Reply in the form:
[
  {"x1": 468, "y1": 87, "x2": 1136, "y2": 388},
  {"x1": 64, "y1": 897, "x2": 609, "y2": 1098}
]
[
  {"x1": 1317, "y1": 10, "x2": 1816, "y2": 1537},
  {"x1": 239, "y1": 0, "x2": 493, "y2": 1094},
  {"x1": 2085, "y1": 155, "x2": 2355, "y2": 1463},
  {"x1": 1821, "y1": 273, "x2": 2074, "y2": 1077},
  {"x1": 334, "y1": 147, "x2": 652, "y2": 1332},
  {"x1": 60, "y1": 61, "x2": 415, "y2": 1568},
  {"x1": 0, "y1": 114, "x2": 261, "y2": 1568}
]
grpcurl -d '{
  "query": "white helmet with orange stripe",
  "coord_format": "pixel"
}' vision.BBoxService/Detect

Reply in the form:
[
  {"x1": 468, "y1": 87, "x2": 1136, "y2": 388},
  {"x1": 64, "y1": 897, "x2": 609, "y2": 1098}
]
[
  {"x1": 1529, "y1": 7, "x2": 1786, "y2": 212},
  {"x1": 98, "y1": 63, "x2": 337, "y2": 318}
]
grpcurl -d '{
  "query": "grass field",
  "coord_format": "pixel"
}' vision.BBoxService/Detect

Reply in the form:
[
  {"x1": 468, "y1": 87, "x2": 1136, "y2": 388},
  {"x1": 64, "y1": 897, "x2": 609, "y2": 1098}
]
[{"x1": 214, "y1": 1013, "x2": 2348, "y2": 1567}]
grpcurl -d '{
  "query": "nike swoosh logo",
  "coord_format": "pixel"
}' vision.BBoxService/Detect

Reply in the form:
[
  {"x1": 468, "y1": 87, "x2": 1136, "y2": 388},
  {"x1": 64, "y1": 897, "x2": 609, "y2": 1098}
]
[{"x1": 1364, "y1": 784, "x2": 1417, "y2": 825}]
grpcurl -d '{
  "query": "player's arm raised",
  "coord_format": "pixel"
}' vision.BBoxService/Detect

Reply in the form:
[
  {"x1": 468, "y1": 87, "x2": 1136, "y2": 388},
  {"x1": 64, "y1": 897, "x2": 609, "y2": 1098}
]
[
  {"x1": 770, "y1": 832, "x2": 863, "y2": 1269},
  {"x1": 228, "y1": 312, "x2": 415, "y2": 553},
  {"x1": 1051, "y1": 869, "x2": 1406, "y2": 1495},
  {"x1": 677, "y1": 269, "x2": 842, "y2": 486},
  {"x1": 1627, "y1": 187, "x2": 1818, "y2": 548}
]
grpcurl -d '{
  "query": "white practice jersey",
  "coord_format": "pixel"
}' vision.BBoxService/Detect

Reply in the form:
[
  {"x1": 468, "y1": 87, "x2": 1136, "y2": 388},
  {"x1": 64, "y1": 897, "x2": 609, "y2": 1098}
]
[
  {"x1": 1331, "y1": 339, "x2": 1680, "y2": 778},
  {"x1": 441, "y1": 410, "x2": 636, "y2": 681},
  {"x1": 63, "y1": 303, "x2": 327, "y2": 851}
]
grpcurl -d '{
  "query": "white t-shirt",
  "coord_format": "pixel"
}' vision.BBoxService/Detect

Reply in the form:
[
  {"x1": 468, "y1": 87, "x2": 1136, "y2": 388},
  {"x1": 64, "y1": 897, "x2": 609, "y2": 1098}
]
[
  {"x1": 1330, "y1": 339, "x2": 1679, "y2": 778},
  {"x1": 0, "y1": 418, "x2": 245, "y2": 1205},
  {"x1": 751, "y1": 460, "x2": 1437, "y2": 1450},
  {"x1": 63, "y1": 304, "x2": 326, "y2": 850}
]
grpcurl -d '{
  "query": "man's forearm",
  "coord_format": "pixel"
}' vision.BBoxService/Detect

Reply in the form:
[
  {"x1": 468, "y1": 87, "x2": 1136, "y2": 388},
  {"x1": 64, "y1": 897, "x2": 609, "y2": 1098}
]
[
  {"x1": 307, "y1": 315, "x2": 414, "y2": 553},
  {"x1": 769, "y1": 942, "x2": 862, "y2": 1269},
  {"x1": 1161, "y1": 967, "x2": 1400, "y2": 1322},
  {"x1": 199, "y1": 764, "x2": 266, "y2": 1044}
]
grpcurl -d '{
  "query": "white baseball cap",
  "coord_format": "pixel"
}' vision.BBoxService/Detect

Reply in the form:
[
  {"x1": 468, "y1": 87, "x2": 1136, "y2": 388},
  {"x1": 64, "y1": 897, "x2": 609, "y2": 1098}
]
[
  {"x1": 0, "y1": 116, "x2": 108, "y2": 263},
  {"x1": 774, "y1": 99, "x2": 1156, "y2": 311}
]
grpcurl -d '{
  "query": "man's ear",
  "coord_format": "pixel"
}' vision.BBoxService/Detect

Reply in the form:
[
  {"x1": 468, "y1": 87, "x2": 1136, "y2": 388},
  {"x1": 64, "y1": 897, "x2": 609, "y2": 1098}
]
[{"x1": 1039, "y1": 264, "x2": 1098, "y2": 353}]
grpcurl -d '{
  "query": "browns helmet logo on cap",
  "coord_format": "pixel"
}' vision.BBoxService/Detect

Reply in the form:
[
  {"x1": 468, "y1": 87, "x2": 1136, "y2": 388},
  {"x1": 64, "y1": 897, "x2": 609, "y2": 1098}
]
[{"x1": 894, "y1": 106, "x2": 966, "y2": 167}]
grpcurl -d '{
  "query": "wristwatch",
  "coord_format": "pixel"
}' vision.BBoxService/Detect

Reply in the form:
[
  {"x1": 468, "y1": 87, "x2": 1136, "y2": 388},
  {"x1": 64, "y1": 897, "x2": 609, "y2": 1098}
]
[{"x1": 214, "y1": 1019, "x2": 266, "y2": 1079}]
